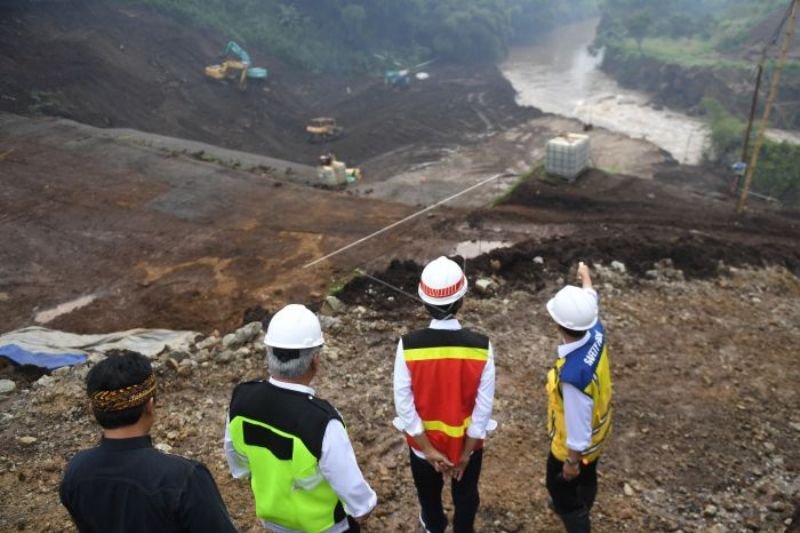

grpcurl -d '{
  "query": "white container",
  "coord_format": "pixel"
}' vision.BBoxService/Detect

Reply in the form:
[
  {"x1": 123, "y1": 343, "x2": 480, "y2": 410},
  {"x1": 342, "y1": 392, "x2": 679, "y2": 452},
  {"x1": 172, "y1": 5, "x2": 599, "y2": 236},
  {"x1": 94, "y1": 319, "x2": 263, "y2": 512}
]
[{"x1": 545, "y1": 134, "x2": 591, "y2": 182}]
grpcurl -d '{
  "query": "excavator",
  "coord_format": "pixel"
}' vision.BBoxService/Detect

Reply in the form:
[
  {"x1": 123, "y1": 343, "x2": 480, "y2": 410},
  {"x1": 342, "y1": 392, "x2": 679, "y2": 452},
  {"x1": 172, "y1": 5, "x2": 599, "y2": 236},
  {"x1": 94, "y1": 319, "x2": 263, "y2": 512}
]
[
  {"x1": 305, "y1": 117, "x2": 345, "y2": 143},
  {"x1": 374, "y1": 54, "x2": 436, "y2": 88},
  {"x1": 205, "y1": 41, "x2": 268, "y2": 89}
]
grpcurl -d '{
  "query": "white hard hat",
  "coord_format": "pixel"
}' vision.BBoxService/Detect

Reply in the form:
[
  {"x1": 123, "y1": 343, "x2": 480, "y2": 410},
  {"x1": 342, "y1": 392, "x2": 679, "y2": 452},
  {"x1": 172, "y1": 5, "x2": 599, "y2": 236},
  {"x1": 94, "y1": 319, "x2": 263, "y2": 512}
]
[
  {"x1": 264, "y1": 304, "x2": 324, "y2": 349},
  {"x1": 418, "y1": 256, "x2": 468, "y2": 306},
  {"x1": 546, "y1": 285, "x2": 598, "y2": 331}
]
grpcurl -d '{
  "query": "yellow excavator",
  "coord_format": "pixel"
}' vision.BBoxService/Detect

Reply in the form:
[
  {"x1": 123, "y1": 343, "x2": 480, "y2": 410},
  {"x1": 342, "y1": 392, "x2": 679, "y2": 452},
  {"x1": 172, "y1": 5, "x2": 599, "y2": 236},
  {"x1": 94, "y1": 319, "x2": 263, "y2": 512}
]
[
  {"x1": 205, "y1": 41, "x2": 268, "y2": 90},
  {"x1": 305, "y1": 117, "x2": 345, "y2": 143}
]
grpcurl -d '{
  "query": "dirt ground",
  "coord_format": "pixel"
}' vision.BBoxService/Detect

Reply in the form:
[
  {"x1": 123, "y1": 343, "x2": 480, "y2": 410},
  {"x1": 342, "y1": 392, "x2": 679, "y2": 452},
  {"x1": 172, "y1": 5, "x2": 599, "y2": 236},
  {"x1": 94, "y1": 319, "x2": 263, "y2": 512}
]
[{"x1": 2, "y1": 1, "x2": 800, "y2": 532}]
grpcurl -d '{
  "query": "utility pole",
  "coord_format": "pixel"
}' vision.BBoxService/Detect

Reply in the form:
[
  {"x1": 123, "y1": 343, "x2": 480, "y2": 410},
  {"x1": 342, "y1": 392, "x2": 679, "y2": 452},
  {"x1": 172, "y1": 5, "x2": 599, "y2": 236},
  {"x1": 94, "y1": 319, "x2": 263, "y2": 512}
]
[
  {"x1": 733, "y1": 64, "x2": 763, "y2": 194},
  {"x1": 737, "y1": 0, "x2": 799, "y2": 213}
]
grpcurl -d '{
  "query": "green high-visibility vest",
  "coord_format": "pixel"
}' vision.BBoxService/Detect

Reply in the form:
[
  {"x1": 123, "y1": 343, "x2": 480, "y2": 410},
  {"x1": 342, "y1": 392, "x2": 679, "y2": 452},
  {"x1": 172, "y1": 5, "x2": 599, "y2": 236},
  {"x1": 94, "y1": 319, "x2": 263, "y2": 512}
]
[{"x1": 228, "y1": 381, "x2": 346, "y2": 532}]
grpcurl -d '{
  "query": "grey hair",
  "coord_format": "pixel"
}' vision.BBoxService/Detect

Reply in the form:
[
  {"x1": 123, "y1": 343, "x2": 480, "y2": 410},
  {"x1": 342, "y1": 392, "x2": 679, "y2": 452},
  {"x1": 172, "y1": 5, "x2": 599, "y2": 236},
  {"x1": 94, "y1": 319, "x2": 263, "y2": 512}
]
[{"x1": 266, "y1": 346, "x2": 320, "y2": 378}]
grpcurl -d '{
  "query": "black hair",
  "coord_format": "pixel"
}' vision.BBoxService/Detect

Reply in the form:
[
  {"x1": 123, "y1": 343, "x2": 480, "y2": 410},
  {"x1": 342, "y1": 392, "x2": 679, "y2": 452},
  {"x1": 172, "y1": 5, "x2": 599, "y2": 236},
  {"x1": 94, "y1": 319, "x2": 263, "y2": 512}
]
[
  {"x1": 86, "y1": 349, "x2": 152, "y2": 429},
  {"x1": 271, "y1": 347, "x2": 301, "y2": 362},
  {"x1": 558, "y1": 325, "x2": 588, "y2": 340},
  {"x1": 424, "y1": 298, "x2": 463, "y2": 320}
]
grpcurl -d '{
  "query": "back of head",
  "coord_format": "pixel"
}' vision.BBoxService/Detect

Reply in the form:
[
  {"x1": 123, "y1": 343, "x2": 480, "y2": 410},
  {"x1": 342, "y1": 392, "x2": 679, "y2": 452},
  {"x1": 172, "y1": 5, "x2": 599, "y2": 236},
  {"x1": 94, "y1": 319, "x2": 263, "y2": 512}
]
[
  {"x1": 86, "y1": 350, "x2": 155, "y2": 429},
  {"x1": 264, "y1": 304, "x2": 324, "y2": 378},
  {"x1": 546, "y1": 285, "x2": 598, "y2": 336},
  {"x1": 418, "y1": 256, "x2": 467, "y2": 319}
]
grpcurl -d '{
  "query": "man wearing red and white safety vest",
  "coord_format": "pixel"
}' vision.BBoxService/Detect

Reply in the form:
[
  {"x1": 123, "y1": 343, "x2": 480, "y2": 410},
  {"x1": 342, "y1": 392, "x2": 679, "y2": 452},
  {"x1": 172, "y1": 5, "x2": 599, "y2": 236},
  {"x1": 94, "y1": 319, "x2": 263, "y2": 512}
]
[
  {"x1": 545, "y1": 262, "x2": 613, "y2": 533},
  {"x1": 393, "y1": 256, "x2": 496, "y2": 533}
]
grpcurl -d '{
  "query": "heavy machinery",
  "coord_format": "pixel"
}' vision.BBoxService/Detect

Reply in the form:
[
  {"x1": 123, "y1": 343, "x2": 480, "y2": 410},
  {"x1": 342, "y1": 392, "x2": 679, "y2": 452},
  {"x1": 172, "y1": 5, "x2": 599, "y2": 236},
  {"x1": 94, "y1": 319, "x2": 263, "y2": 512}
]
[
  {"x1": 305, "y1": 117, "x2": 344, "y2": 143},
  {"x1": 374, "y1": 54, "x2": 436, "y2": 88},
  {"x1": 205, "y1": 41, "x2": 268, "y2": 89},
  {"x1": 317, "y1": 153, "x2": 361, "y2": 186}
]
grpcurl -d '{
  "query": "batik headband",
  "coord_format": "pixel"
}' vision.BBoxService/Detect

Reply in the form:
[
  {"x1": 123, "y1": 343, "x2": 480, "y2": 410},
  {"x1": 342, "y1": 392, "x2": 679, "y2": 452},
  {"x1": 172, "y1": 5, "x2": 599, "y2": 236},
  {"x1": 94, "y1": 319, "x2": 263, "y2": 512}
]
[{"x1": 90, "y1": 373, "x2": 157, "y2": 412}]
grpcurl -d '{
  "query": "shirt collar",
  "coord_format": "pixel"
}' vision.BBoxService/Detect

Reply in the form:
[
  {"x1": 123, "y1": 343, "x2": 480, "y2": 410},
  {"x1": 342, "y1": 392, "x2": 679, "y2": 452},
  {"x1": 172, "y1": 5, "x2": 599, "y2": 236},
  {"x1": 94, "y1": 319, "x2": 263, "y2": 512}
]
[
  {"x1": 557, "y1": 331, "x2": 591, "y2": 358},
  {"x1": 429, "y1": 318, "x2": 461, "y2": 330},
  {"x1": 269, "y1": 376, "x2": 316, "y2": 396},
  {"x1": 100, "y1": 435, "x2": 153, "y2": 451}
]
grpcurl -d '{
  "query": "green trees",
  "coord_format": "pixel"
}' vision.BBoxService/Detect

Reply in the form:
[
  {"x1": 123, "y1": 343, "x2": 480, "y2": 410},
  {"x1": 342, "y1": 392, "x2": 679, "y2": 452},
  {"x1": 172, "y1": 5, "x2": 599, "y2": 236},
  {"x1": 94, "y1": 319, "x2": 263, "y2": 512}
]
[
  {"x1": 704, "y1": 97, "x2": 800, "y2": 206},
  {"x1": 121, "y1": 0, "x2": 595, "y2": 71}
]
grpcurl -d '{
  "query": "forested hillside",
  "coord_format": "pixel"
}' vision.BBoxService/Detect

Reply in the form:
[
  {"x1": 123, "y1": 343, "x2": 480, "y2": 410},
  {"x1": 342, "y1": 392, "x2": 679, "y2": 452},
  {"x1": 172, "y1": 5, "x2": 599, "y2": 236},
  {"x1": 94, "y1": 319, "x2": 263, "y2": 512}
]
[{"x1": 123, "y1": 0, "x2": 595, "y2": 71}]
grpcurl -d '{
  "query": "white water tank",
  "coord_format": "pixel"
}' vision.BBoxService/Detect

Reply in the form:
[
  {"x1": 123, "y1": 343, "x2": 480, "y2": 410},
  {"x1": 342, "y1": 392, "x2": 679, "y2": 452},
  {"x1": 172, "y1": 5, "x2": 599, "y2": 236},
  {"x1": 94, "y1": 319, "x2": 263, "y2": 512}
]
[{"x1": 545, "y1": 133, "x2": 591, "y2": 182}]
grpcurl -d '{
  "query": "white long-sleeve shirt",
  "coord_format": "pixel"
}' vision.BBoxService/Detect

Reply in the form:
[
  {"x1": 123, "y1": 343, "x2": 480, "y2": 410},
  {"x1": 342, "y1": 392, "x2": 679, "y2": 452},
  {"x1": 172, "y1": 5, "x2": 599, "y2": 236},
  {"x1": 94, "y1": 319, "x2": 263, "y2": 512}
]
[
  {"x1": 393, "y1": 318, "x2": 497, "y2": 459},
  {"x1": 224, "y1": 378, "x2": 377, "y2": 533},
  {"x1": 558, "y1": 288, "x2": 598, "y2": 453}
]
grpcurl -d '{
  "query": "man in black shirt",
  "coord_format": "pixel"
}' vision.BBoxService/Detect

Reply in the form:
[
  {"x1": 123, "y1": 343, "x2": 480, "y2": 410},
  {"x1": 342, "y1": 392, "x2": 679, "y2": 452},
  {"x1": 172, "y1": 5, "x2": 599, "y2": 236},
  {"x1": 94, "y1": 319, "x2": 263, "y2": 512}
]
[{"x1": 60, "y1": 350, "x2": 238, "y2": 533}]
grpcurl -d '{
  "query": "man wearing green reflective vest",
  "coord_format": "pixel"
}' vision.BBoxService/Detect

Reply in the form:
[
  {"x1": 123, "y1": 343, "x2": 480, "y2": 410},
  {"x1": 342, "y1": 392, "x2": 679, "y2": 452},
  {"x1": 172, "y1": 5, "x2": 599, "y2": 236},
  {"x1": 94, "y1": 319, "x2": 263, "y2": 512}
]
[
  {"x1": 544, "y1": 262, "x2": 613, "y2": 533},
  {"x1": 224, "y1": 304, "x2": 377, "y2": 533}
]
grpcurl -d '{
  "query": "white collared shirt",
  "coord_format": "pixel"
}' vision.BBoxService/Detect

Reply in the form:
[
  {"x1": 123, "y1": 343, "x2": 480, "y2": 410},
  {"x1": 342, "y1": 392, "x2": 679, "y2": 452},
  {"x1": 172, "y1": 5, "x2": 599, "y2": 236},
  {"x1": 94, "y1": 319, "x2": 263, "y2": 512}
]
[
  {"x1": 223, "y1": 378, "x2": 377, "y2": 533},
  {"x1": 558, "y1": 288, "x2": 598, "y2": 453},
  {"x1": 392, "y1": 318, "x2": 497, "y2": 458}
]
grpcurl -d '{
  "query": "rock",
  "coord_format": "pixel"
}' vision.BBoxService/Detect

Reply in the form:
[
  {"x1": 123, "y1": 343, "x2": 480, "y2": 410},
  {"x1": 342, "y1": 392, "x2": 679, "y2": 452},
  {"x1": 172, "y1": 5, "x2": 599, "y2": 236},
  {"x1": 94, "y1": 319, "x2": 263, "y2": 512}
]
[
  {"x1": 704, "y1": 504, "x2": 718, "y2": 517},
  {"x1": 326, "y1": 348, "x2": 340, "y2": 361},
  {"x1": 322, "y1": 296, "x2": 347, "y2": 316},
  {"x1": 17, "y1": 436, "x2": 37, "y2": 445},
  {"x1": 221, "y1": 333, "x2": 239, "y2": 350},
  {"x1": 217, "y1": 350, "x2": 235, "y2": 364},
  {"x1": 611, "y1": 261, "x2": 627, "y2": 273},
  {"x1": 475, "y1": 278, "x2": 496, "y2": 295},
  {"x1": 0, "y1": 379, "x2": 16, "y2": 394},
  {"x1": 708, "y1": 524, "x2": 727, "y2": 533},
  {"x1": 34, "y1": 375, "x2": 55, "y2": 388},
  {"x1": 155, "y1": 442, "x2": 173, "y2": 453},
  {"x1": 196, "y1": 336, "x2": 219, "y2": 351},
  {"x1": 533, "y1": 256, "x2": 544, "y2": 264},
  {"x1": 88, "y1": 352, "x2": 106, "y2": 364},
  {"x1": 489, "y1": 259, "x2": 502, "y2": 272},
  {"x1": 319, "y1": 315, "x2": 342, "y2": 330},
  {"x1": 177, "y1": 363, "x2": 194, "y2": 378},
  {"x1": 789, "y1": 421, "x2": 800, "y2": 432},
  {"x1": 169, "y1": 350, "x2": 191, "y2": 363},
  {"x1": 235, "y1": 322, "x2": 263, "y2": 345},
  {"x1": 624, "y1": 483, "x2": 635, "y2": 496},
  {"x1": 194, "y1": 349, "x2": 211, "y2": 363}
]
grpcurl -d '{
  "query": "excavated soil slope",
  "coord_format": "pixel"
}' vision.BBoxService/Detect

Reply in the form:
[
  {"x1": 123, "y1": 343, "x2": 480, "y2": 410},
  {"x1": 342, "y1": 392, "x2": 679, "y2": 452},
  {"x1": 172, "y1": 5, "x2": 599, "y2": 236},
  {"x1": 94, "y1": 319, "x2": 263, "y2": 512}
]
[{"x1": 0, "y1": 0, "x2": 536, "y2": 167}]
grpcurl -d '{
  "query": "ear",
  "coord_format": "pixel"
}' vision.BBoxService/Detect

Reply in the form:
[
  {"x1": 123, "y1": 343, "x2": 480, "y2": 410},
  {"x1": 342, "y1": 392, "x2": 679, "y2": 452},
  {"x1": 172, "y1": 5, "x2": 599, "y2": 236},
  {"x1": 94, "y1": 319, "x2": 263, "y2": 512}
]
[{"x1": 144, "y1": 397, "x2": 156, "y2": 416}]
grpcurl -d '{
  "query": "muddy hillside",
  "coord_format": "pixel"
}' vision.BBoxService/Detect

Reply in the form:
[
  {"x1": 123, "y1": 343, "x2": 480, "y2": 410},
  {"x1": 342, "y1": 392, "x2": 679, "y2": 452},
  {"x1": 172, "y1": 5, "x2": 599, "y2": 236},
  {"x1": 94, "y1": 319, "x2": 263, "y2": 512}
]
[{"x1": 0, "y1": 0, "x2": 536, "y2": 166}]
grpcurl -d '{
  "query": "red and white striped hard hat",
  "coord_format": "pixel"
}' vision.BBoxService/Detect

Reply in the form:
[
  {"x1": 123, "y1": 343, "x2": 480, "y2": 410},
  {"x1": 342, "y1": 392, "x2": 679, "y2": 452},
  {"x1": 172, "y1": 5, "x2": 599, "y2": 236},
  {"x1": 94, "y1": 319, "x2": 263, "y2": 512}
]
[{"x1": 418, "y1": 256, "x2": 468, "y2": 306}]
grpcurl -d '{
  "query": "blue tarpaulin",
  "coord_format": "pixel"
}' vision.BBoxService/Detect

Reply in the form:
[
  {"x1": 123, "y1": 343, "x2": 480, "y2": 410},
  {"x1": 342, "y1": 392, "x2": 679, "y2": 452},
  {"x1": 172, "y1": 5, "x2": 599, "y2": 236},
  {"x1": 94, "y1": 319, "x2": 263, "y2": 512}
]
[{"x1": 0, "y1": 344, "x2": 87, "y2": 369}]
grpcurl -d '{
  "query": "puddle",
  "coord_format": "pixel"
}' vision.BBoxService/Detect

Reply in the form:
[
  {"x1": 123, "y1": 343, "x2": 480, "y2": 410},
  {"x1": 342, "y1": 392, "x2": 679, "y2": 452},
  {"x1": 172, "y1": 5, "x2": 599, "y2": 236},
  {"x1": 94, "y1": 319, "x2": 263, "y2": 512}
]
[
  {"x1": 452, "y1": 240, "x2": 511, "y2": 259},
  {"x1": 35, "y1": 294, "x2": 98, "y2": 324}
]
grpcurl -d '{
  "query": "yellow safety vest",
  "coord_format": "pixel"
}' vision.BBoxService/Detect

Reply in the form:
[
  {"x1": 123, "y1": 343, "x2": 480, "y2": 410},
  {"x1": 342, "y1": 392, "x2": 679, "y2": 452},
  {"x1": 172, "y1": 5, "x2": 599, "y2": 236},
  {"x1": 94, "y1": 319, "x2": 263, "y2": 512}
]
[{"x1": 546, "y1": 324, "x2": 613, "y2": 462}]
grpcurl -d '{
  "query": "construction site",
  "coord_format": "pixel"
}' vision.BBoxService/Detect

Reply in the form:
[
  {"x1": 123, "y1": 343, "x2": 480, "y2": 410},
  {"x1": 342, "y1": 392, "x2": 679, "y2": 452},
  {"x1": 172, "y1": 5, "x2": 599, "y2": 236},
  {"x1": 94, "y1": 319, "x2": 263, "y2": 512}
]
[{"x1": 1, "y1": 0, "x2": 800, "y2": 531}]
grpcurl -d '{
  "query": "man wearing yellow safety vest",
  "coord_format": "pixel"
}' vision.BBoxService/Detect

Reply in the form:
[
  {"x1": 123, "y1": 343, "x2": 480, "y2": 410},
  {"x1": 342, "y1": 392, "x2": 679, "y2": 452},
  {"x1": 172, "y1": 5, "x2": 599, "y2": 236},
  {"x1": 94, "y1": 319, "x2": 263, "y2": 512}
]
[
  {"x1": 545, "y1": 262, "x2": 613, "y2": 533},
  {"x1": 224, "y1": 304, "x2": 377, "y2": 533},
  {"x1": 393, "y1": 256, "x2": 496, "y2": 533}
]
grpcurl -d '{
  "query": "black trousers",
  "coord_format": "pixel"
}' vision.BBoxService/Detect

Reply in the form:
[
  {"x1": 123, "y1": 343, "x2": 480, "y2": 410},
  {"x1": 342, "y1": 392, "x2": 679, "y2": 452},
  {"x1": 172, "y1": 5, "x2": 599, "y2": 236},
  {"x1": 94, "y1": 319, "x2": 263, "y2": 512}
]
[
  {"x1": 545, "y1": 452, "x2": 599, "y2": 516},
  {"x1": 344, "y1": 515, "x2": 360, "y2": 532},
  {"x1": 409, "y1": 447, "x2": 483, "y2": 533}
]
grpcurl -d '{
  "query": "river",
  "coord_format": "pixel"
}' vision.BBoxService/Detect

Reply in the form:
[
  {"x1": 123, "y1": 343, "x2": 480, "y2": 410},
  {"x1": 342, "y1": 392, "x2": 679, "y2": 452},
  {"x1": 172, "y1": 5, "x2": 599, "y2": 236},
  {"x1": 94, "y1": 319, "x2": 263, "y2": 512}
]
[{"x1": 501, "y1": 18, "x2": 709, "y2": 164}]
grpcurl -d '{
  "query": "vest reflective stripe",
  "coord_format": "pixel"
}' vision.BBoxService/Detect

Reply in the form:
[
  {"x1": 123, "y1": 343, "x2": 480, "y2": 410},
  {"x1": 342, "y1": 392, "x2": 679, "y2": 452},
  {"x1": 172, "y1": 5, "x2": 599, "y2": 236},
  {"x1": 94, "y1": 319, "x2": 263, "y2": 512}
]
[
  {"x1": 546, "y1": 325, "x2": 613, "y2": 463},
  {"x1": 403, "y1": 339, "x2": 488, "y2": 465},
  {"x1": 229, "y1": 416, "x2": 341, "y2": 533},
  {"x1": 404, "y1": 346, "x2": 489, "y2": 362},
  {"x1": 422, "y1": 416, "x2": 472, "y2": 438}
]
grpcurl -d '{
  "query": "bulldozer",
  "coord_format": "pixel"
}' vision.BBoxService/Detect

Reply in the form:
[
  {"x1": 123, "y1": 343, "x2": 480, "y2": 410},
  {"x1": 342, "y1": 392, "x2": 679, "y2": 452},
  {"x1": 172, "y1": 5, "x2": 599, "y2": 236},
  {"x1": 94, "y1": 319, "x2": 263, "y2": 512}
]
[
  {"x1": 305, "y1": 117, "x2": 345, "y2": 143},
  {"x1": 205, "y1": 41, "x2": 268, "y2": 90},
  {"x1": 317, "y1": 153, "x2": 361, "y2": 186}
]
